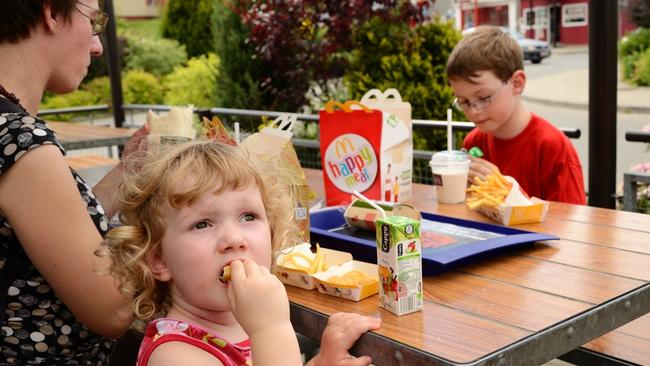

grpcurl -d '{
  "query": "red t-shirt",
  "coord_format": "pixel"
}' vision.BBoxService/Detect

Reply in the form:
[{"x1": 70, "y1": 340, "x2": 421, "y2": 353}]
[{"x1": 463, "y1": 113, "x2": 586, "y2": 204}]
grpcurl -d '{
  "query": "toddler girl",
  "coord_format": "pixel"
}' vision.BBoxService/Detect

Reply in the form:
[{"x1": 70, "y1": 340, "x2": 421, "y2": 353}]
[{"x1": 98, "y1": 141, "x2": 380, "y2": 366}]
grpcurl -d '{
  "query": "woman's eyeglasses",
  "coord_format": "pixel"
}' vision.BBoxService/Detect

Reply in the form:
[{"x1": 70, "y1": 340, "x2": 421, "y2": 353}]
[
  {"x1": 452, "y1": 82, "x2": 507, "y2": 112},
  {"x1": 75, "y1": 2, "x2": 109, "y2": 36}
]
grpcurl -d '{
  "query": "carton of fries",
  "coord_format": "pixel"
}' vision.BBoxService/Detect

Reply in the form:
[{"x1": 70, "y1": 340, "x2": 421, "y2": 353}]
[
  {"x1": 312, "y1": 260, "x2": 379, "y2": 301},
  {"x1": 274, "y1": 243, "x2": 352, "y2": 290},
  {"x1": 466, "y1": 171, "x2": 549, "y2": 225}
]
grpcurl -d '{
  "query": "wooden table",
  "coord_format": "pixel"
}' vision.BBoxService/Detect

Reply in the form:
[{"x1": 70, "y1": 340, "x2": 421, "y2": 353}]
[
  {"x1": 47, "y1": 121, "x2": 135, "y2": 150},
  {"x1": 290, "y1": 169, "x2": 650, "y2": 366}
]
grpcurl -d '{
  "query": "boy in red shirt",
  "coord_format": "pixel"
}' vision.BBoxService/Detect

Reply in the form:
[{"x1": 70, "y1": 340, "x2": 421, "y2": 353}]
[{"x1": 446, "y1": 26, "x2": 586, "y2": 204}]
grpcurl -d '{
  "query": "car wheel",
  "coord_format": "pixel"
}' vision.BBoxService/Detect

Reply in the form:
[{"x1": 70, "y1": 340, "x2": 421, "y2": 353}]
[{"x1": 531, "y1": 58, "x2": 542, "y2": 64}]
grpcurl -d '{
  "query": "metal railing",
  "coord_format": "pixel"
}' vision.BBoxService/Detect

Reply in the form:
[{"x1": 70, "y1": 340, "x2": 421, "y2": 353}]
[{"x1": 37, "y1": 104, "x2": 583, "y2": 185}]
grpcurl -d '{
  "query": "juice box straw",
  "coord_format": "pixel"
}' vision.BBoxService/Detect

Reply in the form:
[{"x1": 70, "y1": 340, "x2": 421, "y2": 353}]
[
  {"x1": 353, "y1": 190, "x2": 387, "y2": 219},
  {"x1": 447, "y1": 108, "x2": 452, "y2": 153}
]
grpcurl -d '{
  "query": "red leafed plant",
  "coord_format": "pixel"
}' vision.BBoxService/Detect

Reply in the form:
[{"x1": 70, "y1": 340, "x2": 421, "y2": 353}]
[{"x1": 226, "y1": 0, "x2": 428, "y2": 112}]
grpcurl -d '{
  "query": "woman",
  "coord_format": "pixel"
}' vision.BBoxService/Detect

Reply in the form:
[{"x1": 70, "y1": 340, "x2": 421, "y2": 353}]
[{"x1": 0, "y1": 0, "x2": 147, "y2": 364}]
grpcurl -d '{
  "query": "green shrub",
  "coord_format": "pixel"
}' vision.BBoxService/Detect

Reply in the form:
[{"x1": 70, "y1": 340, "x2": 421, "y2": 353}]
[
  {"x1": 163, "y1": 53, "x2": 220, "y2": 108},
  {"x1": 161, "y1": 0, "x2": 213, "y2": 58},
  {"x1": 212, "y1": 0, "x2": 262, "y2": 111},
  {"x1": 81, "y1": 77, "x2": 112, "y2": 105},
  {"x1": 122, "y1": 70, "x2": 164, "y2": 105},
  {"x1": 123, "y1": 33, "x2": 187, "y2": 77},
  {"x1": 40, "y1": 90, "x2": 99, "y2": 121},
  {"x1": 619, "y1": 27, "x2": 650, "y2": 57},
  {"x1": 633, "y1": 48, "x2": 650, "y2": 85},
  {"x1": 622, "y1": 53, "x2": 642, "y2": 81},
  {"x1": 344, "y1": 18, "x2": 463, "y2": 151}
]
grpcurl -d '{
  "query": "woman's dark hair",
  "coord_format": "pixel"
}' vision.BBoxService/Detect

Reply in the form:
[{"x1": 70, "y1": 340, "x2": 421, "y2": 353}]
[{"x1": 0, "y1": 0, "x2": 78, "y2": 44}]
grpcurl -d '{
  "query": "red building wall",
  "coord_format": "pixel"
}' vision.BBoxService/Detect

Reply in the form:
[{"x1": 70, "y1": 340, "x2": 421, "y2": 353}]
[{"x1": 558, "y1": 0, "x2": 588, "y2": 45}]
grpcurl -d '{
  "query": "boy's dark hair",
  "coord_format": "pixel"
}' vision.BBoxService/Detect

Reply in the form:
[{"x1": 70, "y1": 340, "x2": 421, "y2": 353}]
[
  {"x1": 446, "y1": 25, "x2": 524, "y2": 83},
  {"x1": 0, "y1": 0, "x2": 77, "y2": 44}
]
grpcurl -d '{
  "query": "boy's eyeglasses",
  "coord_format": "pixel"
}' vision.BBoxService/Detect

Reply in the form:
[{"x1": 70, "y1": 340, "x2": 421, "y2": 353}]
[
  {"x1": 75, "y1": 2, "x2": 109, "y2": 36},
  {"x1": 452, "y1": 82, "x2": 507, "y2": 112}
]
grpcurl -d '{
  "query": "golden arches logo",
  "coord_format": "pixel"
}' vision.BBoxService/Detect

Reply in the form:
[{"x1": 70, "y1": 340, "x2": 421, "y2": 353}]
[{"x1": 334, "y1": 137, "x2": 355, "y2": 159}]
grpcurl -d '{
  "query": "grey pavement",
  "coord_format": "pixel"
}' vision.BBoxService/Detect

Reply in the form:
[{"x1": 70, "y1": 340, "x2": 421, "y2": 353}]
[{"x1": 523, "y1": 46, "x2": 650, "y2": 113}]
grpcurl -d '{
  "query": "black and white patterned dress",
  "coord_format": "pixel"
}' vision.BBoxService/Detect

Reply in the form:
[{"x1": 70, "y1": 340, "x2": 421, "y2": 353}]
[{"x1": 0, "y1": 111, "x2": 113, "y2": 365}]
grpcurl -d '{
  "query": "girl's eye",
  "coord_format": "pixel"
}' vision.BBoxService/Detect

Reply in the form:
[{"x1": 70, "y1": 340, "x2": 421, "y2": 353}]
[
  {"x1": 240, "y1": 213, "x2": 256, "y2": 222},
  {"x1": 192, "y1": 221, "x2": 210, "y2": 230}
]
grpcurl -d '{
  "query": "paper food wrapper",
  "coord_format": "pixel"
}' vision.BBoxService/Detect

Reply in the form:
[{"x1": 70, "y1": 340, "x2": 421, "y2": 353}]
[
  {"x1": 312, "y1": 260, "x2": 379, "y2": 301},
  {"x1": 343, "y1": 199, "x2": 421, "y2": 231},
  {"x1": 147, "y1": 106, "x2": 196, "y2": 152},
  {"x1": 240, "y1": 114, "x2": 311, "y2": 244},
  {"x1": 274, "y1": 243, "x2": 353, "y2": 290},
  {"x1": 474, "y1": 176, "x2": 549, "y2": 225}
]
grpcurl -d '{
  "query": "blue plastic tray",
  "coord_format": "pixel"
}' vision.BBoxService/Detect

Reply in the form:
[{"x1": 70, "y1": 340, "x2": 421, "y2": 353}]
[{"x1": 310, "y1": 207, "x2": 558, "y2": 275}]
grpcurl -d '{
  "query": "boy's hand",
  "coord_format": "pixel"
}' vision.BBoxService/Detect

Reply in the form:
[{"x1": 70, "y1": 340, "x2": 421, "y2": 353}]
[
  {"x1": 226, "y1": 260, "x2": 291, "y2": 337},
  {"x1": 307, "y1": 313, "x2": 381, "y2": 366},
  {"x1": 468, "y1": 156, "x2": 501, "y2": 184}
]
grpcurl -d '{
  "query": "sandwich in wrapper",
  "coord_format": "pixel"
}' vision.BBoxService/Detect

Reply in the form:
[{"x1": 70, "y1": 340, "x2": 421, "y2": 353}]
[{"x1": 147, "y1": 106, "x2": 196, "y2": 152}]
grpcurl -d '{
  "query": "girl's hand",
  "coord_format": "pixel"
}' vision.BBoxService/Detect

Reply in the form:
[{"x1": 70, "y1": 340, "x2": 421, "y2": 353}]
[
  {"x1": 226, "y1": 260, "x2": 291, "y2": 337},
  {"x1": 468, "y1": 156, "x2": 500, "y2": 185},
  {"x1": 307, "y1": 313, "x2": 382, "y2": 366}
]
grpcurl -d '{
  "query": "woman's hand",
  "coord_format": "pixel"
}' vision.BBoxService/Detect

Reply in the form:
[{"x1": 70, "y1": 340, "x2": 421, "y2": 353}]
[
  {"x1": 468, "y1": 156, "x2": 500, "y2": 185},
  {"x1": 226, "y1": 260, "x2": 291, "y2": 337},
  {"x1": 307, "y1": 313, "x2": 382, "y2": 366},
  {"x1": 121, "y1": 124, "x2": 149, "y2": 161}
]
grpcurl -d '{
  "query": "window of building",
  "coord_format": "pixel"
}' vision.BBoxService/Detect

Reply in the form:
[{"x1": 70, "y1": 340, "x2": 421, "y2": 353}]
[{"x1": 562, "y1": 3, "x2": 588, "y2": 27}]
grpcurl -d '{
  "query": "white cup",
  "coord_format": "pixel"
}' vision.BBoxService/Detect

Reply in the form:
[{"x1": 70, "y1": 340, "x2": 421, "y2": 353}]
[{"x1": 429, "y1": 150, "x2": 471, "y2": 204}]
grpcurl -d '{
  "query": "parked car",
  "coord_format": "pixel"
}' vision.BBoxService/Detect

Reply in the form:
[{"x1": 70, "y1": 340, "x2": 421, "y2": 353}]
[{"x1": 461, "y1": 26, "x2": 552, "y2": 64}]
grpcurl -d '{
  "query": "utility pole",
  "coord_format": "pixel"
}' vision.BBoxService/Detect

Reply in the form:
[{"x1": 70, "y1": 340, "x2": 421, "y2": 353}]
[
  {"x1": 104, "y1": 0, "x2": 125, "y2": 128},
  {"x1": 588, "y1": 1, "x2": 618, "y2": 208}
]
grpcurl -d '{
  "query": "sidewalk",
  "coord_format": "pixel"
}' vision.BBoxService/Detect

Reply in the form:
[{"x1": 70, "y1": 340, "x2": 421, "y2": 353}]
[{"x1": 523, "y1": 49, "x2": 650, "y2": 113}]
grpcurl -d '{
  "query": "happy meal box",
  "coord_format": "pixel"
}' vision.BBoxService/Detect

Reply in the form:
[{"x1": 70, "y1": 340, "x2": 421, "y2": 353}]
[{"x1": 319, "y1": 95, "x2": 413, "y2": 207}]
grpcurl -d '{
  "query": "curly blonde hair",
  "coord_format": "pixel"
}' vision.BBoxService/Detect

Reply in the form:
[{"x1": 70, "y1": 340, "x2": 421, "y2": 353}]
[{"x1": 97, "y1": 141, "x2": 297, "y2": 324}]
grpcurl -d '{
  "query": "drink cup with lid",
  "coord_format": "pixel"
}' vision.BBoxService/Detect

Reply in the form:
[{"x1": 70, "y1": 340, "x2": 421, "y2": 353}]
[{"x1": 429, "y1": 150, "x2": 471, "y2": 204}]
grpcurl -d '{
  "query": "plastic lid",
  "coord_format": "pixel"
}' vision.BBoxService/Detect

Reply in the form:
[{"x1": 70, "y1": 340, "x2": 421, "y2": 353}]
[{"x1": 429, "y1": 150, "x2": 470, "y2": 165}]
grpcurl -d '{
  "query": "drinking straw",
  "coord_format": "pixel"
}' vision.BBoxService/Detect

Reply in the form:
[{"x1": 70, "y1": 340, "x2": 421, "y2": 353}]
[
  {"x1": 447, "y1": 108, "x2": 452, "y2": 152},
  {"x1": 234, "y1": 122, "x2": 240, "y2": 145},
  {"x1": 353, "y1": 190, "x2": 387, "y2": 219}
]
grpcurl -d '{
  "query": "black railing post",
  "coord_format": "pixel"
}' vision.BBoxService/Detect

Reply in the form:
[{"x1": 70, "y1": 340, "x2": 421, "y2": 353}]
[
  {"x1": 588, "y1": 1, "x2": 618, "y2": 208},
  {"x1": 104, "y1": 0, "x2": 125, "y2": 127}
]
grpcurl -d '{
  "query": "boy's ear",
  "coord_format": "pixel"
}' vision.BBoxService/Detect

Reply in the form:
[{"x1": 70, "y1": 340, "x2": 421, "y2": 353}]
[
  {"x1": 511, "y1": 70, "x2": 526, "y2": 95},
  {"x1": 41, "y1": 3, "x2": 58, "y2": 34},
  {"x1": 145, "y1": 249, "x2": 173, "y2": 282}
]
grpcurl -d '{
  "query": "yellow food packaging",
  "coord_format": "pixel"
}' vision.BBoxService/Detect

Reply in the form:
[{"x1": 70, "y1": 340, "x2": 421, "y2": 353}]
[
  {"x1": 467, "y1": 174, "x2": 549, "y2": 225},
  {"x1": 312, "y1": 261, "x2": 379, "y2": 301},
  {"x1": 274, "y1": 243, "x2": 352, "y2": 290}
]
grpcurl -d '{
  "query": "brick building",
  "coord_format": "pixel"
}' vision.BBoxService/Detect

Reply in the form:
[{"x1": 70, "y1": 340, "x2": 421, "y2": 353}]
[{"x1": 454, "y1": 0, "x2": 637, "y2": 45}]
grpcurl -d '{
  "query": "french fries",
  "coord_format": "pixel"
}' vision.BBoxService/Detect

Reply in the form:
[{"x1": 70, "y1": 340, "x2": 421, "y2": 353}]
[
  {"x1": 280, "y1": 244, "x2": 329, "y2": 274},
  {"x1": 465, "y1": 170, "x2": 512, "y2": 210},
  {"x1": 326, "y1": 270, "x2": 377, "y2": 287}
]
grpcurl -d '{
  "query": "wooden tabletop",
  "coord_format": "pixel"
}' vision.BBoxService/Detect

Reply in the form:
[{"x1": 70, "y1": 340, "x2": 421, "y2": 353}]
[
  {"x1": 289, "y1": 168, "x2": 650, "y2": 366},
  {"x1": 47, "y1": 121, "x2": 135, "y2": 150}
]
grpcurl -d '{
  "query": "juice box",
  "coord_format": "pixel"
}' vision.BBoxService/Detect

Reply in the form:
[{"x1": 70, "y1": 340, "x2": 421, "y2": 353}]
[{"x1": 376, "y1": 215, "x2": 423, "y2": 315}]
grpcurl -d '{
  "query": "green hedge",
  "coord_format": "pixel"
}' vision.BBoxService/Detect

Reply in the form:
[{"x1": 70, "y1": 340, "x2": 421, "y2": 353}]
[
  {"x1": 161, "y1": 0, "x2": 213, "y2": 58},
  {"x1": 344, "y1": 18, "x2": 463, "y2": 151},
  {"x1": 123, "y1": 33, "x2": 187, "y2": 77},
  {"x1": 164, "y1": 53, "x2": 220, "y2": 108}
]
